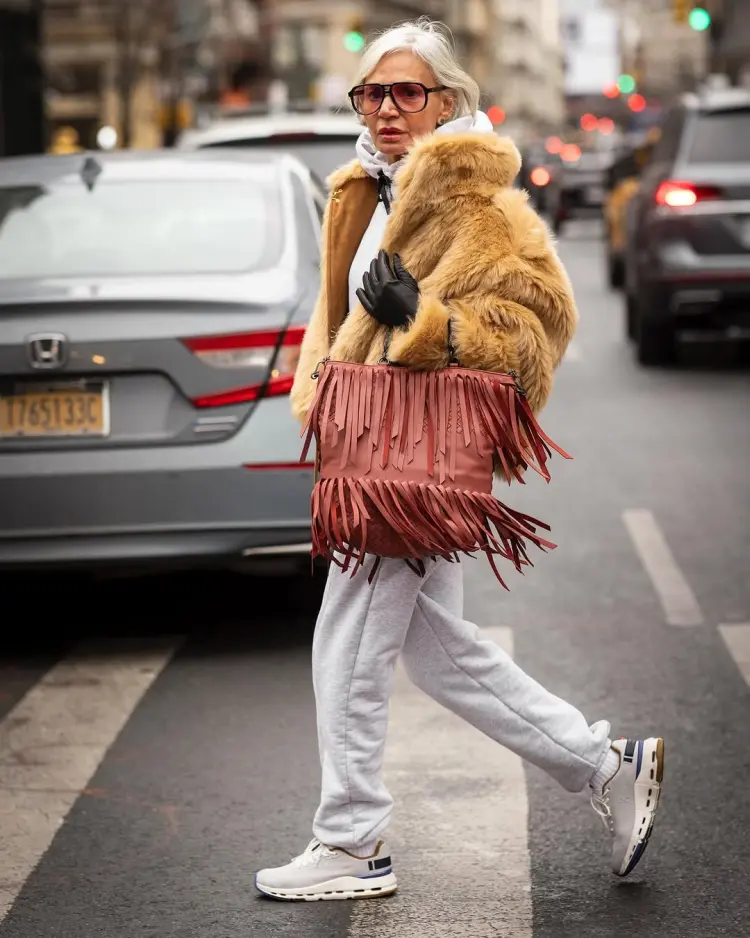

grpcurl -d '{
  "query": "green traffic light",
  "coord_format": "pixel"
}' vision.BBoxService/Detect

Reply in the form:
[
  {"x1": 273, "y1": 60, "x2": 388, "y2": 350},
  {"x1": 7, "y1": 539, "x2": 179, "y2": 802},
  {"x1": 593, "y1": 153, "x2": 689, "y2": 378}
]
[
  {"x1": 688, "y1": 7, "x2": 711, "y2": 30},
  {"x1": 344, "y1": 31, "x2": 365, "y2": 52},
  {"x1": 617, "y1": 74, "x2": 636, "y2": 94}
]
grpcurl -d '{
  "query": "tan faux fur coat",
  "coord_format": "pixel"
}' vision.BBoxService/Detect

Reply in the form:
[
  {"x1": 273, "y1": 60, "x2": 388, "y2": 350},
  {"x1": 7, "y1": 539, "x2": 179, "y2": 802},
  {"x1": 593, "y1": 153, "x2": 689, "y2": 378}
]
[{"x1": 290, "y1": 131, "x2": 578, "y2": 424}]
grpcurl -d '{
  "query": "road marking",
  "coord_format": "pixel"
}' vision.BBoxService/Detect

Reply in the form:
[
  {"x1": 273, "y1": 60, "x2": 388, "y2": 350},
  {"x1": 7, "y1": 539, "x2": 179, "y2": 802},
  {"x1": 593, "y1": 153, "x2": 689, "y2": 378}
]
[
  {"x1": 0, "y1": 638, "x2": 181, "y2": 922},
  {"x1": 622, "y1": 509, "x2": 704, "y2": 626},
  {"x1": 718, "y1": 624, "x2": 750, "y2": 686},
  {"x1": 349, "y1": 627, "x2": 531, "y2": 938}
]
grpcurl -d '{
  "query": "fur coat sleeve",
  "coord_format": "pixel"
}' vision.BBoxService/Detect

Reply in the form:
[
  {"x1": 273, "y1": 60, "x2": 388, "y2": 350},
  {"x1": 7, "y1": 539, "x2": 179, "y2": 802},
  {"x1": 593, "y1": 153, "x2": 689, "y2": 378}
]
[{"x1": 386, "y1": 185, "x2": 578, "y2": 413}]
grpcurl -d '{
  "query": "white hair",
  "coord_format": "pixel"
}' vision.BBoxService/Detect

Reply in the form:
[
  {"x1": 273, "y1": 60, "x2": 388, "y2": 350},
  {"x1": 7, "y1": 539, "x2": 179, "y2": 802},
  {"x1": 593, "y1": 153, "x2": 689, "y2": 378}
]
[{"x1": 352, "y1": 18, "x2": 481, "y2": 121}]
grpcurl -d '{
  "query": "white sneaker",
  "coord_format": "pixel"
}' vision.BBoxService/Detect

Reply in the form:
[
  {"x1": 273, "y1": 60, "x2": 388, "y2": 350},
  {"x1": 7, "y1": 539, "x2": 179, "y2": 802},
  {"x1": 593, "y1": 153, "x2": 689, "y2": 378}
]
[
  {"x1": 591, "y1": 737, "x2": 665, "y2": 877},
  {"x1": 255, "y1": 838, "x2": 397, "y2": 901}
]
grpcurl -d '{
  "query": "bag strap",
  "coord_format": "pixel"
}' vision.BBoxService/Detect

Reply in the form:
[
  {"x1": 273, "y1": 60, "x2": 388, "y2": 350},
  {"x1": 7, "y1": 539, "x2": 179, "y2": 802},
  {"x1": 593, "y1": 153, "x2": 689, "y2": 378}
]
[{"x1": 381, "y1": 318, "x2": 459, "y2": 367}]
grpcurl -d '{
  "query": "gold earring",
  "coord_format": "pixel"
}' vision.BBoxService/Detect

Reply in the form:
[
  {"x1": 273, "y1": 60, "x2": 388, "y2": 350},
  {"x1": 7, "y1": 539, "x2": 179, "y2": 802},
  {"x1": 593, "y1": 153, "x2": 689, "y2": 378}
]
[{"x1": 437, "y1": 118, "x2": 446, "y2": 126}]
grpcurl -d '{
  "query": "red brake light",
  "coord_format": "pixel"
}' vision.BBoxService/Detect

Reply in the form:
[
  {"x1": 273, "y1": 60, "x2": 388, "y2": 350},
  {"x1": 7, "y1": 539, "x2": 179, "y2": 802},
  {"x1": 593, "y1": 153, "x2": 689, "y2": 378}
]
[
  {"x1": 184, "y1": 326, "x2": 305, "y2": 408},
  {"x1": 655, "y1": 180, "x2": 723, "y2": 208},
  {"x1": 183, "y1": 327, "x2": 305, "y2": 353}
]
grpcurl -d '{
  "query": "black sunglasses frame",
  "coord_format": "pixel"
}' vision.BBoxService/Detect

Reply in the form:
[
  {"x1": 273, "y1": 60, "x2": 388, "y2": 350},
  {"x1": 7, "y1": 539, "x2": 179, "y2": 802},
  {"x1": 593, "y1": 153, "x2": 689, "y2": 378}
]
[{"x1": 348, "y1": 82, "x2": 448, "y2": 115}]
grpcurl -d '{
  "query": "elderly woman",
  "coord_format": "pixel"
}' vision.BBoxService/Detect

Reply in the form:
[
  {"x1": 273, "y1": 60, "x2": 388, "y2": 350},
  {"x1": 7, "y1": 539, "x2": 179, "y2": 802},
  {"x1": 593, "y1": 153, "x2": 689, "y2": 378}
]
[{"x1": 256, "y1": 19, "x2": 664, "y2": 901}]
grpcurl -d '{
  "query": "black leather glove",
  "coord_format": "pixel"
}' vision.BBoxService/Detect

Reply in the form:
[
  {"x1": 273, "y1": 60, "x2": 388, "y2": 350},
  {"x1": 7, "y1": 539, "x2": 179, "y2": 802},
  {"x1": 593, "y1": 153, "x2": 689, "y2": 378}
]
[{"x1": 356, "y1": 250, "x2": 419, "y2": 328}]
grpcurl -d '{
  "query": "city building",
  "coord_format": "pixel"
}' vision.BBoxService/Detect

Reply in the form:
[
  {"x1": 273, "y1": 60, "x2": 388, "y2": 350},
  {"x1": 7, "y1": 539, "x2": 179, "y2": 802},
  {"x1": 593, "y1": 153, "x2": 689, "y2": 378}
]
[
  {"x1": 559, "y1": 0, "x2": 621, "y2": 138},
  {"x1": 269, "y1": 0, "x2": 448, "y2": 110},
  {"x1": 704, "y1": 0, "x2": 750, "y2": 86},
  {"x1": 37, "y1": 0, "x2": 264, "y2": 151},
  {"x1": 491, "y1": 0, "x2": 566, "y2": 143},
  {"x1": 612, "y1": 0, "x2": 708, "y2": 101}
]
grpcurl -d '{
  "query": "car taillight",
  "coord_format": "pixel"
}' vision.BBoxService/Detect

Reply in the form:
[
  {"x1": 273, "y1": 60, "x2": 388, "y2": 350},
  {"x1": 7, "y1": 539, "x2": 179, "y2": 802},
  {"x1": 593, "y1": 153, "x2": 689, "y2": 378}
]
[
  {"x1": 655, "y1": 180, "x2": 723, "y2": 208},
  {"x1": 183, "y1": 326, "x2": 304, "y2": 408}
]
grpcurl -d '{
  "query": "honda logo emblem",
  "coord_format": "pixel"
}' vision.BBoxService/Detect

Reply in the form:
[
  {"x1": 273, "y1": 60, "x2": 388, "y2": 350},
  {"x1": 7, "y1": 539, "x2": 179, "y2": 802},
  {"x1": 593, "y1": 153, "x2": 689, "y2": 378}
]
[{"x1": 27, "y1": 333, "x2": 68, "y2": 370}]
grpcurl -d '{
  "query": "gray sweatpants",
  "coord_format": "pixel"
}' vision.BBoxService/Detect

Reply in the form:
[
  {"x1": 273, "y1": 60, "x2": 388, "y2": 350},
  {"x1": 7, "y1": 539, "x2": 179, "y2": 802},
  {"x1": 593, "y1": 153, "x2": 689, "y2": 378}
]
[{"x1": 312, "y1": 557, "x2": 611, "y2": 851}]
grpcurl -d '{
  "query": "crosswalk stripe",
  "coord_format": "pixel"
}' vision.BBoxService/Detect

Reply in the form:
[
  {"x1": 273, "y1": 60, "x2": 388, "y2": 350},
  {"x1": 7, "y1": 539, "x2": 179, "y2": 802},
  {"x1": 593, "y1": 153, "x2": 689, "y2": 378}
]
[
  {"x1": 0, "y1": 637, "x2": 181, "y2": 922},
  {"x1": 348, "y1": 627, "x2": 532, "y2": 938},
  {"x1": 622, "y1": 509, "x2": 704, "y2": 627},
  {"x1": 718, "y1": 624, "x2": 750, "y2": 686}
]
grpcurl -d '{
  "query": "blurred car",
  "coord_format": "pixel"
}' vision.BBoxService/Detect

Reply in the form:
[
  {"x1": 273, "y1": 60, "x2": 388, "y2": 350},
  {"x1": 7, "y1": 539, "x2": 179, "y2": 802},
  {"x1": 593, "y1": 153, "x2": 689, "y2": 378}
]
[
  {"x1": 603, "y1": 140, "x2": 656, "y2": 289},
  {"x1": 0, "y1": 149, "x2": 328, "y2": 574},
  {"x1": 519, "y1": 143, "x2": 564, "y2": 229},
  {"x1": 623, "y1": 87, "x2": 750, "y2": 364},
  {"x1": 556, "y1": 150, "x2": 612, "y2": 232},
  {"x1": 177, "y1": 112, "x2": 362, "y2": 185}
]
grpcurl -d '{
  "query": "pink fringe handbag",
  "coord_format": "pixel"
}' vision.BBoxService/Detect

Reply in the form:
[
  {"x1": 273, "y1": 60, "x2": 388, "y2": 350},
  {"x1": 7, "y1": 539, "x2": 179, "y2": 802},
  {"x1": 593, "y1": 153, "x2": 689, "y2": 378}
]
[{"x1": 300, "y1": 324, "x2": 571, "y2": 586}]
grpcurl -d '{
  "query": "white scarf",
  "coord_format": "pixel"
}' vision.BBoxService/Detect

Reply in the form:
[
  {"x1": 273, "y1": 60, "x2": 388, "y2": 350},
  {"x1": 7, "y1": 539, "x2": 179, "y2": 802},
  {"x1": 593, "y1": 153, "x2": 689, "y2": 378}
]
[{"x1": 355, "y1": 110, "x2": 496, "y2": 183}]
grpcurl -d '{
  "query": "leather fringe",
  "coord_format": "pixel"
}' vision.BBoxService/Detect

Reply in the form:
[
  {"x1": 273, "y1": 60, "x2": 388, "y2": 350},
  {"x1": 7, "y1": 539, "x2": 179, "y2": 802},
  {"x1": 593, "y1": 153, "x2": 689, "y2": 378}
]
[
  {"x1": 301, "y1": 361, "x2": 572, "y2": 586},
  {"x1": 310, "y1": 475, "x2": 556, "y2": 589}
]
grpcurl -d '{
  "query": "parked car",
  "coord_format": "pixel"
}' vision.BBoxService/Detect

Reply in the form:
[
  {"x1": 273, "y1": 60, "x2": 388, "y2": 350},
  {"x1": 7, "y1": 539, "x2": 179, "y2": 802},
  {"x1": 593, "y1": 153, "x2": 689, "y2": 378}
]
[
  {"x1": 556, "y1": 150, "x2": 612, "y2": 233},
  {"x1": 177, "y1": 112, "x2": 363, "y2": 185},
  {"x1": 623, "y1": 87, "x2": 750, "y2": 364},
  {"x1": 0, "y1": 148, "x2": 328, "y2": 575}
]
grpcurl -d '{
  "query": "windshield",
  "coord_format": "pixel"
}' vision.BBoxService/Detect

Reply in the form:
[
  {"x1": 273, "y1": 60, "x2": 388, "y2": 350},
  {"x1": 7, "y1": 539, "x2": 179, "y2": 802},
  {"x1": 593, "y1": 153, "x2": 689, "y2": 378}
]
[
  {"x1": 203, "y1": 136, "x2": 357, "y2": 184},
  {"x1": 0, "y1": 176, "x2": 283, "y2": 280},
  {"x1": 687, "y1": 109, "x2": 750, "y2": 163}
]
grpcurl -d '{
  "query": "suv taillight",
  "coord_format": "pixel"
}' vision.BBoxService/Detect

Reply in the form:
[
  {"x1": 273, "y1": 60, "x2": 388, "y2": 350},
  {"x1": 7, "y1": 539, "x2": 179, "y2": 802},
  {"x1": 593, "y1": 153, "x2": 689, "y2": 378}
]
[
  {"x1": 182, "y1": 326, "x2": 305, "y2": 408},
  {"x1": 655, "y1": 180, "x2": 723, "y2": 208}
]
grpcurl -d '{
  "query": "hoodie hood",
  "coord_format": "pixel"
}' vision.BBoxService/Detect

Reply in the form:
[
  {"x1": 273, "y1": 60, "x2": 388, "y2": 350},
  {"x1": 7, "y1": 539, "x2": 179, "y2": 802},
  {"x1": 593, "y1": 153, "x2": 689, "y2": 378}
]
[{"x1": 355, "y1": 110, "x2": 495, "y2": 181}]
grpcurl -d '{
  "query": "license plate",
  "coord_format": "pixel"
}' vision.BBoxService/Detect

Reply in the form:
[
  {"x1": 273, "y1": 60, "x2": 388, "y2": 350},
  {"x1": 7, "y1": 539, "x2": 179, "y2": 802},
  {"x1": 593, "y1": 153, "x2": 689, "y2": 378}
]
[
  {"x1": 587, "y1": 185, "x2": 604, "y2": 202},
  {"x1": 0, "y1": 381, "x2": 110, "y2": 438},
  {"x1": 739, "y1": 217, "x2": 750, "y2": 248}
]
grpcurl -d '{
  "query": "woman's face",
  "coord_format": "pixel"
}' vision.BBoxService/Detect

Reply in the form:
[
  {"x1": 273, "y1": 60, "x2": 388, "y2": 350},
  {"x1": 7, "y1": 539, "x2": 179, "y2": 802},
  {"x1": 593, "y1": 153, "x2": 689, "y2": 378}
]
[{"x1": 362, "y1": 51, "x2": 454, "y2": 164}]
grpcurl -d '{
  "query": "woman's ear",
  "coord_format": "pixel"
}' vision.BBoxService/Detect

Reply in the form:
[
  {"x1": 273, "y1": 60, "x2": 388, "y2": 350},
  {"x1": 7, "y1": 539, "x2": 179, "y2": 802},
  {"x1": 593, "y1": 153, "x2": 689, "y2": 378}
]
[{"x1": 439, "y1": 92, "x2": 456, "y2": 124}]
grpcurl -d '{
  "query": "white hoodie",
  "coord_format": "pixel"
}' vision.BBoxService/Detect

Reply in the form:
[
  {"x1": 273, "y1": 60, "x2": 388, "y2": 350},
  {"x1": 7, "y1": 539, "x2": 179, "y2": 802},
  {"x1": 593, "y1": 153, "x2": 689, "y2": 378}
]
[{"x1": 347, "y1": 111, "x2": 496, "y2": 316}]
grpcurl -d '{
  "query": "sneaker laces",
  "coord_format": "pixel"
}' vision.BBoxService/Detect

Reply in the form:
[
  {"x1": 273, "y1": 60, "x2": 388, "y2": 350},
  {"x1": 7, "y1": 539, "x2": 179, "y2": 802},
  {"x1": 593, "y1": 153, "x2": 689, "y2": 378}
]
[
  {"x1": 291, "y1": 838, "x2": 338, "y2": 868},
  {"x1": 590, "y1": 787, "x2": 614, "y2": 834}
]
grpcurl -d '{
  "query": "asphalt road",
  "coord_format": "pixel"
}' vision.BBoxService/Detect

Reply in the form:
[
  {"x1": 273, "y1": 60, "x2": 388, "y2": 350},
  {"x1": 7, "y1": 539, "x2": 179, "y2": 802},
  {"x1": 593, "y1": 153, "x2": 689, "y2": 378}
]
[{"x1": 2, "y1": 222, "x2": 749, "y2": 938}]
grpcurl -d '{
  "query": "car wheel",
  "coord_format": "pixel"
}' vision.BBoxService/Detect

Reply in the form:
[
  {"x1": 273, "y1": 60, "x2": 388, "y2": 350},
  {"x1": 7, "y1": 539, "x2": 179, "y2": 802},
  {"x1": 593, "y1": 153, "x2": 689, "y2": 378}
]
[
  {"x1": 607, "y1": 251, "x2": 625, "y2": 289},
  {"x1": 636, "y1": 316, "x2": 676, "y2": 366},
  {"x1": 625, "y1": 292, "x2": 638, "y2": 340}
]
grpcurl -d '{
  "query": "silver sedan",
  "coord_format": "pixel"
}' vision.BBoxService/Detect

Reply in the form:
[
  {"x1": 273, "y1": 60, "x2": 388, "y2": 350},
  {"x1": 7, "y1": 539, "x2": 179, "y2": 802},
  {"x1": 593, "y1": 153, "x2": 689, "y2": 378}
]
[{"x1": 0, "y1": 148, "x2": 326, "y2": 575}]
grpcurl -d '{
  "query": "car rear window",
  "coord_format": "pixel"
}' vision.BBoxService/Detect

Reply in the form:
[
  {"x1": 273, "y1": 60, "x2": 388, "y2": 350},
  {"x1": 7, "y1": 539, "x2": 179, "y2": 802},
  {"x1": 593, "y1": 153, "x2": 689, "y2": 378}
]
[
  {"x1": 686, "y1": 109, "x2": 750, "y2": 163},
  {"x1": 0, "y1": 174, "x2": 283, "y2": 280},
  {"x1": 203, "y1": 135, "x2": 357, "y2": 182}
]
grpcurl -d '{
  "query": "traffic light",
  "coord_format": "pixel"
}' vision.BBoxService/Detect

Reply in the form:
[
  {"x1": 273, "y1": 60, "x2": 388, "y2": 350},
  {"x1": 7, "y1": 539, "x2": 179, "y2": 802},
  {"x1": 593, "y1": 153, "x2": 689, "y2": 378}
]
[
  {"x1": 672, "y1": 0, "x2": 690, "y2": 23},
  {"x1": 688, "y1": 7, "x2": 711, "y2": 30},
  {"x1": 344, "y1": 17, "x2": 365, "y2": 52}
]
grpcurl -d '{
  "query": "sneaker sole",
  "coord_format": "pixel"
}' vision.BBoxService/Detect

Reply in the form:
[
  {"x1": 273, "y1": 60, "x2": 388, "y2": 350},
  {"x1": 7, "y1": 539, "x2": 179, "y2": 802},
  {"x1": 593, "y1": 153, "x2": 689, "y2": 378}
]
[
  {"x1": 255, "y1": 872, "x2": 398, "y2": 901},
  {"x1": 615, "y1": 737, "x2": 664, "y2": 877}
]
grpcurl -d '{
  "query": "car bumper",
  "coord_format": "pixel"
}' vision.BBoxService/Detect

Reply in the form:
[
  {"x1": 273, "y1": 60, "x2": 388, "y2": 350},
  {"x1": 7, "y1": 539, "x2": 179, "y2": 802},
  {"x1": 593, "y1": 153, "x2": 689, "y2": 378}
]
[
  {"x1": 0, "y1": 396, "x2": 315, "y2": 569},
  {"x1": 637, "y1": 240, "x2": 750, "y2": 326}
]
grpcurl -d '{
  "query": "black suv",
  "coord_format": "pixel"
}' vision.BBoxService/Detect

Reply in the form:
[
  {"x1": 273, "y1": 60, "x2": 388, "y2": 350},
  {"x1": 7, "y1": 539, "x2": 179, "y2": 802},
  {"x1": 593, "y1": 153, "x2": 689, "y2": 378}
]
[{"x1": 623, "y1": 87, "x2": 750, "y2": 364}]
